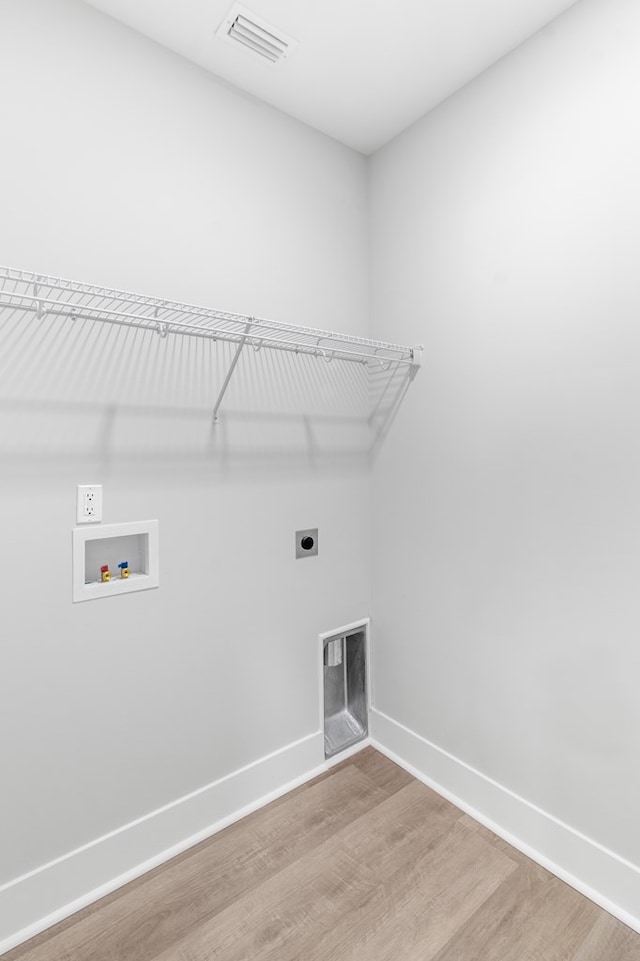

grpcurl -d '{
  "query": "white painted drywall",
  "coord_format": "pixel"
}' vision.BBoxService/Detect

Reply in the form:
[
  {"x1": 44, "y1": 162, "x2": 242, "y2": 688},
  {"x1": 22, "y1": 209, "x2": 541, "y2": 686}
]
[
  {"x1": 0, "y1": 0, "x2": 370, "y2": 916},
  {"x1": 370, "y1": 0, "x2": 640, "y2": 874}
]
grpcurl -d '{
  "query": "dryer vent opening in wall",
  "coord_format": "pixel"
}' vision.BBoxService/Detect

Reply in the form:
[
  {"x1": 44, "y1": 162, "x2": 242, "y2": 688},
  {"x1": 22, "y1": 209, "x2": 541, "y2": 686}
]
[
  {"x1": 216, "y1": 4, "x2": 298, "y2": 66},
  {"x1": 323, "y1": 629, "x2": 368, "y2": 759}
]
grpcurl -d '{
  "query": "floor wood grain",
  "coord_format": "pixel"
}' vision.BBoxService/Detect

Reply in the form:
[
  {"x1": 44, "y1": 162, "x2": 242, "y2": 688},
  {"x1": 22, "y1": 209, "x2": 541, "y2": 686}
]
[{"x1": 5, "y1": 747, "x2": 640, "y2": 961}]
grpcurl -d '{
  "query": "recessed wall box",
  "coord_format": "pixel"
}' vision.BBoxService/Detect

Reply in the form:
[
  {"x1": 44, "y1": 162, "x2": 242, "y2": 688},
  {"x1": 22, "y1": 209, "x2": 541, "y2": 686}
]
[
  {"x1": 322, "y1": 623, "x2": 368, "y2": 759},
  {"x1": 72, "y1": 520, "x2": 159, "y2": 603}
]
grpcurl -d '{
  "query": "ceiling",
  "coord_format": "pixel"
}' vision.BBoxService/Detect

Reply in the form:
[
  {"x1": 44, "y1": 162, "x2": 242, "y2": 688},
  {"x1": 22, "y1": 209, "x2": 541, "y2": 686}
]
[{"x1": 82, "y1": 0, "x2": 579, "y2": 154}]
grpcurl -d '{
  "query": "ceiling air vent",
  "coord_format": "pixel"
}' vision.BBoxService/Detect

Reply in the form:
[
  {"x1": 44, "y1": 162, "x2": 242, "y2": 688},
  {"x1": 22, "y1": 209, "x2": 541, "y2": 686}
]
[{"x1": 216, "y1": 4, "x2": 298, "y2": 66}]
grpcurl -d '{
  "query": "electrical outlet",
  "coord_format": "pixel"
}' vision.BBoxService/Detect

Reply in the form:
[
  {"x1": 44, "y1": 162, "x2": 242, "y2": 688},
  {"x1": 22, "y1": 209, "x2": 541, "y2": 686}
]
[
  {"x1": 77, "y1": 485, "x2": 102, "y2": 524},
  {"x1": 296, "y1": 528, "x2": 318, "y2": 558}
]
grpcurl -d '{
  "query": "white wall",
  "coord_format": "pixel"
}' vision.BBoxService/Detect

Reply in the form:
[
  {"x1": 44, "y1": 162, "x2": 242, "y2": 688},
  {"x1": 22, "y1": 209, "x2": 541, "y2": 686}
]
[
  {"x1": 369, "y1": 0, "x2": 640, "y2": 921},
  {"x1": 0, "y1": 0, "x2": 370, "y2": 941}
]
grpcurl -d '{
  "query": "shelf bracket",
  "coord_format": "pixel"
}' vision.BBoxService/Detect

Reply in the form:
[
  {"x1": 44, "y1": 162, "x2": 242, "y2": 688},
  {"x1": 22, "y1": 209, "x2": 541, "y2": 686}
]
[
  {"x1": 409, "y1": 345, "x2": 423, "y2": 380},
  {"x1": 212, "y1": 320, "x2": 253, "y2": 423},
  {"x1": 34, "y1": 280, "x2": 46, "y2": 320}
]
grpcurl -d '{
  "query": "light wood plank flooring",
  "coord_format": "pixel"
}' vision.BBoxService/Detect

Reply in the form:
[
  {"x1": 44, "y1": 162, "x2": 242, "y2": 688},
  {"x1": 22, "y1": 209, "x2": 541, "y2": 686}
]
[{"x1": 5, "y1": 747, "x2": 640, "y2": 960}]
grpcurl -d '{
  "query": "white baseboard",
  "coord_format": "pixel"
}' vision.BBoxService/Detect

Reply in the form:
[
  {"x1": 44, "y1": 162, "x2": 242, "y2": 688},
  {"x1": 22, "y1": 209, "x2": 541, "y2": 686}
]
[
  {"x1": 0, "y1": 730, "x2": 328, "y2": 956},
  {"x1": 7, "y1": 710, "x2": 637, "y2": 956},
  {"x1": 324, "y1": 736, "x2": 371, "y2": 768},
  {"x1": 370, "y1": 707, "x2": 640, "y2": 934}
]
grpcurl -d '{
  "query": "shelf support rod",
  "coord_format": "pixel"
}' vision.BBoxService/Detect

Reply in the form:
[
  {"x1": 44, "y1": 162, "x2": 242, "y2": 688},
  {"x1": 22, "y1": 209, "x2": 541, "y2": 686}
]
[{"x1": 212, "y1": 320, "x2": 253, "y2": 423}]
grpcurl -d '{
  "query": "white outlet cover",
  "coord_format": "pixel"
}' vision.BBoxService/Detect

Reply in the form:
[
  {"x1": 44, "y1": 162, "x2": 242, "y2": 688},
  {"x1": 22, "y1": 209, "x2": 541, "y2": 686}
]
[{"x1": 77, "y1": 485, "x2": 103, "y2": 524}]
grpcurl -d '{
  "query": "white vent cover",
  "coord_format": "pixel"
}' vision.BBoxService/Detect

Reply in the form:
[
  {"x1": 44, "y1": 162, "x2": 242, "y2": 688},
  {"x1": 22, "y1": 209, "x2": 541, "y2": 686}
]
[{"x1": 216, "y1": 4, "x2": 298, "y2": 66}]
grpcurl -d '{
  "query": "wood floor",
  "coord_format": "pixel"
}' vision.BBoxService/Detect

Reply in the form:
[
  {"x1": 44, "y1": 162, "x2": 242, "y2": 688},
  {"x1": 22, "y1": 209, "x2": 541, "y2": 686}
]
[{"x1": 5, "y1": 748, "x2": 640, "y2": 961}]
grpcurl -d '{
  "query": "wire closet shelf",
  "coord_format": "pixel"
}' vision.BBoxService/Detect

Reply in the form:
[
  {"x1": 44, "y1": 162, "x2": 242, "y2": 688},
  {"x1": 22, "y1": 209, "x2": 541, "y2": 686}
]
[
  {"x1": 0, "y1": 266, "x2": 421, "y2": 366},
  {"x1": 0, "y1": 265, "x2": 422, "y2": 419}
]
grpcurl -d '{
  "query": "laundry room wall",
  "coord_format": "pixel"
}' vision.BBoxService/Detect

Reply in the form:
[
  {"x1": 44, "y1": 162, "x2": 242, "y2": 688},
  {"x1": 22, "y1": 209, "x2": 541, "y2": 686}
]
[
  {"x1": 368, "y1": 0, "x2": 640, "y2": 924},
  {"x1": 0, "y1": 0, "x2": 371, "y2": 943}
]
